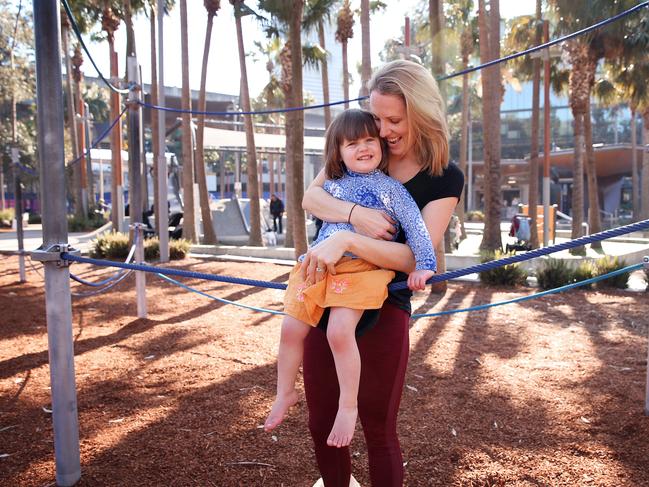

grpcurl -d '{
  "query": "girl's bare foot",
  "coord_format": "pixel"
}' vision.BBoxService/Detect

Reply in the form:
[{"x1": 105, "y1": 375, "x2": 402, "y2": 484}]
[
  {"x1": 264, "y1": 390, "x2": 299, "y2": 432},
  {"x1": 326, "y1": 406, "x2": 357, "y2": 448}
]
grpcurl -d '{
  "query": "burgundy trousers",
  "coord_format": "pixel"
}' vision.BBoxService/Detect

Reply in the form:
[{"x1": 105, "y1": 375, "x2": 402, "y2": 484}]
[{"x1": 303, "y1": 302, "x2": 410, "y2": 487}]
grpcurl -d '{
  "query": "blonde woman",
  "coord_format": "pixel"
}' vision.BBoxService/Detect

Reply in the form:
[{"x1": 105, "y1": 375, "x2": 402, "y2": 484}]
[{"x1": 301, "y1": 60, "x2": 464, "y2": 486}]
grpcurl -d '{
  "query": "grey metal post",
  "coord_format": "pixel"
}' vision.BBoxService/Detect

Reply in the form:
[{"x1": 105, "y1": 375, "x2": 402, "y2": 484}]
[
  {"x1": 12, "y1": 148, "x2": 25, "y2": 282},
  {"x1": 128, "y1": 56, "x2": 147, "y2": 319},
  {"x1": 644, "y1": 256, "x2": 649, "y2": 416},
  {"x1": 33, "y1": 2, "x2": 81, "y2": 485},
  {"x1": 157, "y1": 2, "x2": 169, "y2": 262}
]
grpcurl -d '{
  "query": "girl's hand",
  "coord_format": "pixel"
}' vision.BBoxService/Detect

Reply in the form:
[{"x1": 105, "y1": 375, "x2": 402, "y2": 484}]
[
  {"x1": 350, "y1": 206, "x2": 397, "y2": 241},
  {"x1": 407, "y1": 269, "x2": 435, "y2": 291},
  {"x1": 300, "y1": 231, "x2": 352, "y2": 283}
]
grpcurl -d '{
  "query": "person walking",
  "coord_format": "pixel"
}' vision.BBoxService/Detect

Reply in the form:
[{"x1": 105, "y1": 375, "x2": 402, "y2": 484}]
[{"x1": 270, "y1": 193, "x2": 284, "y2": 234}]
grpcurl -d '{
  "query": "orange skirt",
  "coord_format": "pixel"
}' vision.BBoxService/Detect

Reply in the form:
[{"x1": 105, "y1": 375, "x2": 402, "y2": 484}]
[{"x1": 284, "y1": 257, "x2": 396, "y2": 326}]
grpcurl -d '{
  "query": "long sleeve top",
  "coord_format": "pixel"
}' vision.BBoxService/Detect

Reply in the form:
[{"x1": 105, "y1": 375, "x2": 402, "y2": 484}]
[{"x1": 306, "y1": 169, "x2": 437, "y2": 272}]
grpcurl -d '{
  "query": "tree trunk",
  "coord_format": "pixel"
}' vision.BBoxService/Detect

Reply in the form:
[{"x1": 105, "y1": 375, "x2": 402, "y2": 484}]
[
  {"x1": 630, "y1": 108, "x2": 640, "y2": 218},
  {"x1": 457, "y1": 71, "x2": 469, "y2": 240},
  {"x1": 342, "y1": 40, "x2": 349, "y2": 109},
  {"x1": 288, "y1": 2, "x2": 308, "y2": 257},
  {"x1": 195, "y1": 12, "x2": 219, "y2": 244},
  {"x1": 150, "y1": 8, "x2": 160, "y2": 235},
  {"x1": 528, "y1": 0, "x2": 541, "y2": 249},
  {"x1": 359, "y1": 0, "x2": 371, "y2": 99},
  {"x1": 641, "y1": 110, "x2": 649, "y2": 220},
  {"x1": 478, "y1": 0, "x2": 503, "y2": 251},
  {"x1": 429, "y1": 0, "x2": 445, "y2": 100},
  {"x1": 233, "y1": 2, "x2": 262, "y2": 246},
  {"x1": 318, "y1": 20, "x2": 332, "y2": 129},
  {"x1": 61, "y1": 23, "x2": 81, "y2": 217},
  {"x1": 583, "y1": 97, "x2": 602, "y2": 249},
  {"x1": 571, "y1": 110, "x2": 585, "y2": 250},
  {"x1": 179, "y1": 0, "x2": 196, "y2": 242}
]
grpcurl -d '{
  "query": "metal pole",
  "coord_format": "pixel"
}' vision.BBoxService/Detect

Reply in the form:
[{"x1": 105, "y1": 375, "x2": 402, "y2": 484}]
[
  {"x1": 12, "y1": 148, "x2": 25, "y2": 283},
  {"x1": 33, "y1": 2, "x2": 81, "y2": 485},
  {"x1": 644, "y1": 255, "x2": 649, "y2": 416},
  {"x1": 127, "y1": 55, "x2": 147, "y2": 319},
  {"x1": 157, "y1": 0, "x2": 169, "y2": 262},
  {"x1": 542, "y1": 20, "x2": 551, "y2": 247}
]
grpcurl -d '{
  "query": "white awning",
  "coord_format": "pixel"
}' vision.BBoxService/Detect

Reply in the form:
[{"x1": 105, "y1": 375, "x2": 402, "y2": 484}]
[{"x1": 202, "y1": 127, "x2": 325, "y2": 152}]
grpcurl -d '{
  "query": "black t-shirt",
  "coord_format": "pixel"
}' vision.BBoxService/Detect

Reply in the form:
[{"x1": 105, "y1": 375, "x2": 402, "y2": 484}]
[
  {"x1": 317, "y1": 162, "x2": 464, "y2": 335},
  {"x1": 386, "y1": 162, "x2": 465, "y2": 314}
]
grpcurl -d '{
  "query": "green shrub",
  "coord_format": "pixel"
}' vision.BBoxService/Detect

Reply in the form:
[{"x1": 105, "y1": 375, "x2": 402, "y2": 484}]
[
  {"x1": 68, "y1": 211, "x2": 107, "y2": 232},
  {"x1": 466, "y1": 210, "x2": 485, "y2": 222},
  {"x1": 90, "y1": 232, "x2": 130, "y2": 260},
  {"x1": 573, "y1": 261, "x2": 595, "y2": 290},
  {"x1": 537, "y1": 259, "x2": 574, "y2": 290},
  {"x1": 144, "y1": 238, "x2": 160, "y2": 261},
  {"x1": 0, "y1": 208, "x2": 15, "y2": 222},
  {"x1": 478, "y1": 251, "x2": 528, "y2": 286},
  {"x1": 594, "y1": 256, "x2": 629, "y2": 289},
  {"x1": 27, "y1": 212, "x2": 41, "y2": 224},
  {"x1": 169, "y1": 238, "x2": 190, "y2": 260}
]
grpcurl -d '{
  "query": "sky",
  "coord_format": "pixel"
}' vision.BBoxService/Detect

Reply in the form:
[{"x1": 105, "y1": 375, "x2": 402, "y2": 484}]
[{"x1": 76, "y1": 0, "x2": 537, "y2": 100}]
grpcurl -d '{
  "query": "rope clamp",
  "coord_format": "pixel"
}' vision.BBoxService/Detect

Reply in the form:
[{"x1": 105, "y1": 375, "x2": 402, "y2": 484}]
[
  {"x1": 31, "y1": 244, "x2": 80, "y2": 268},
  {"x1": 643, "y1": 256, "x2": 649, "y2": 270}
]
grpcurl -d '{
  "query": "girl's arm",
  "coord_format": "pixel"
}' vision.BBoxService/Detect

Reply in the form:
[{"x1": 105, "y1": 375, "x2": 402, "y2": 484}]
[
  {"x1": 303, "y1": 196, "x2": 459, "y2": 283},
  {"x1": 303, "y1": 169, "x2": 397, "y2": 240}
]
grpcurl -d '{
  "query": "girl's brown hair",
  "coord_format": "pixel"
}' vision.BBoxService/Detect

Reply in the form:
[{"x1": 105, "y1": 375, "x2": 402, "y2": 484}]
[
  {"x1": 324, "y1": 109, "x2": 389, "y2": 179},
  {"x1": 368, "y1": 59, "x2": 450, "y2": 176}
]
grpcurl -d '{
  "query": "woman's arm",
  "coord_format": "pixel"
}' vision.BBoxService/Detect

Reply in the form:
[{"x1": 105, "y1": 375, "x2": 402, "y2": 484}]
[
  {"x1": 303, "y1": 169, "x2": 396, "y2": 240},
  {"x1": 303, "y1": 196, "x2": 459, "y2": 283}
]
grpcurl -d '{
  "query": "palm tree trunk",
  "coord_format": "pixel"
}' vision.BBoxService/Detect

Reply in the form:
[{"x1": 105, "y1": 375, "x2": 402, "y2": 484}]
[
  {"x1": 583, "y1": 97, "x2": 602, "y2": 248},
  {"x1": 233, "y1": 2, "x2": 262, "y2": 246},
  {"x1": 641, "y1": 110, "x2": 649, "y2": 220},
  {"x1": 571, "y1": 110, "x2": 585, "y2": 246},
  {"x1": 478, "y1": 0, "x2": 503, "y2": 251},
  {"x1": 630, "y1": 108, "x2": 640, "y2": 218},
  {"x1": 195, "y1": 12, "x2": 219, "y2": 244},
  {"x1": 288, "y1": 1, "x2": 308, "y2": 256},
  {"x1": 342, "y1": 40, "x2": 349, "y2": 109},
  {"x1": 457, "y1": 71, "x2": 469, "y2": 240},
  {"x1": 429, "y1": 0, "x2": 445, "y2": 100},
  {"x1": 359, "y1": 0, "x2": 371, "y2": 98},
  {"x1": 149, "y1": 7, "x2": 160, "y2": 235},
  {"x1": 62, "y1": 22, "x2": 82, "y2": 217},
  {"x1": 318, "y1": 20, "x2": 332, "y2": 129},
  {"x1": 179, "y1": 0, "x2": 196, "y2": 242},
  {"x1": 528, "y1": 0, "x2": 541, "y2": 249}
]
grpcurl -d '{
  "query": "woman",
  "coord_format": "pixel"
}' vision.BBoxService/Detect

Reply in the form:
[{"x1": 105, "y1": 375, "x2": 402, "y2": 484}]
[{"x1": 301, "y1": 59, "x2": 464, "y2": 486}]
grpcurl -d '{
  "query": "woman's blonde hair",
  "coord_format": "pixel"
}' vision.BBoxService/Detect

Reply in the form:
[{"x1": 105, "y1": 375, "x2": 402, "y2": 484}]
[
  {"x1": 368, "y1": 59, "x2": 449, "y2": 176},
  {"x1": 324, "y1": 109, "x2": 389, "y2": 179}
]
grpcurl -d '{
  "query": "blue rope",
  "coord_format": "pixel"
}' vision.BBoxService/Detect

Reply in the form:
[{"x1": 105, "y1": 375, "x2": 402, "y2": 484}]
[
  {"x1": 391, "y1": 218, "x2": 649, "y2": 291},
  {"x1": 157, "y1": 273, "x2": 285, "y2": 315},
  {"x1": 68, "y1": 106, "x2": 128, "y2": 166},
  {"x1": 135, "y1": 1, "x2": 649, "y2": 117},
  {"x1": 69, "y1": 231, "x2": 137, "y2": 287},
  {"x1": 137, "y1": 96, "x2": 368, "y2": 117},
  {"x1": 60, "y1": 0, "x2": 129, "y2": 95},
  {"x1": 61, "y1": 253, "x2": 289, "y2": 289},
  {"x1": 72, "y1": 269, "x2": 133, "y2": 297},
  {"x1": 61, "y1": 218, "x2": 649, "y2": 291},
  {"x1": 411, "y1": 263, "x2": 642, "y2": 319}
]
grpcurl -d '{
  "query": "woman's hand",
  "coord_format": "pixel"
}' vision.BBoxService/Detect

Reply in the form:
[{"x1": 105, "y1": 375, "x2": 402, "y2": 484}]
[
  {"x1": 349, "y1": 205, "x2": 397, "y2": 240},
  {"x1": 300, "y1": 231, "x2": 352, "y2": 283}
]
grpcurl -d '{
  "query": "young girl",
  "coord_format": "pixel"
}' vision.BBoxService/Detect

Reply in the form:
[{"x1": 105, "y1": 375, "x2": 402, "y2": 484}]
[{"x1": 264, "y1": 109, "x2": 437, "y2": 448}]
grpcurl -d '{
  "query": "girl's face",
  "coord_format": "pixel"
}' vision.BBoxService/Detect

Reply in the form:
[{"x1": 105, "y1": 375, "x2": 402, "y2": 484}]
[
  {"x1": 339, "y1": 134, "x2": 383, "y2": 174},
  {"x1": 369, "y1": 91, "x2": 412, "y2": 161}
]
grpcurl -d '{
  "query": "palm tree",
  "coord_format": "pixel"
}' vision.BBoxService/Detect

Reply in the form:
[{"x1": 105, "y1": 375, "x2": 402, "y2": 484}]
[
  {"x1": 478, "y1": 0, "x2": 503, "y2": 251},
  {"x1": 336, "y1": 0, "x2": 354, "y2": 109},
  {"x1": 317, "y1": 19, "x2": 332, "y2": 128},
  {"x1": 194, "y1": 0, "x2": 221, "y2": 245},
  {"x1": 230, "y1": 0, "x2": 262, "y2": 246},
  {"x1": 179, "y1": 0, "x2": 196, "y2": 242},
  {"x1": 429, "y1": 0, "x2": 445, "y2": 100}
]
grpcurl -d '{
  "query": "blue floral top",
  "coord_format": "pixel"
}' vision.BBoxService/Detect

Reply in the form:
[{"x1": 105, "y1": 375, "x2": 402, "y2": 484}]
[{"x1": 306, "y1": 169, "x2": 437, "y2": 272}]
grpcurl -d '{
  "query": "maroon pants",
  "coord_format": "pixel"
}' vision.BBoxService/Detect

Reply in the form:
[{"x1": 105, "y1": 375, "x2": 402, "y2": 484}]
[{"x1": 303, "y1": 302, "x2": 410, "y2": 487}]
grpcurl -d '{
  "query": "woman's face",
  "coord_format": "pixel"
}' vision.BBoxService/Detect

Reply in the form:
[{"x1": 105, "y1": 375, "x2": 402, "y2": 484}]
[{"x1": 369, "y1": 91, "x2": 412, "y2": 161}]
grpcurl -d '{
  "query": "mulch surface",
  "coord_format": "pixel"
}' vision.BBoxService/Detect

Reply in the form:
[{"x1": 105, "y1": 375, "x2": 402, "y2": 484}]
[{"x1": 1, "y1": 254, "x2": 648, "y2": 487}]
